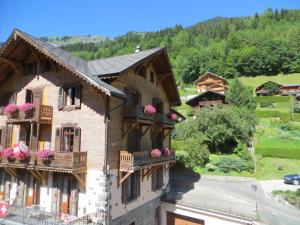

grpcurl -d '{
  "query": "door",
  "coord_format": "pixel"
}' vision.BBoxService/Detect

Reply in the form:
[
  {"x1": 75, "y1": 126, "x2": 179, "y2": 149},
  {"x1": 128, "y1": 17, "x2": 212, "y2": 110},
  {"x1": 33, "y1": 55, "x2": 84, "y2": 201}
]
[
  {"x1": 26, "y1": 173, "x2": 40, "y2": 206},
  {"x1": 167, "y1": 212, "x2": 204, "y2": 225}
]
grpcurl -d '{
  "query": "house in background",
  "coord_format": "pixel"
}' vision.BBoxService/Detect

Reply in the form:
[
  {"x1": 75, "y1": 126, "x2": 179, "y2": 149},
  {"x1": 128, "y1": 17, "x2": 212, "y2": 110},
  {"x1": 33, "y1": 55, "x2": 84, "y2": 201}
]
[
  {"x1": 186, "y1": 91, "x2": 225, "y2": 108},
  {"x1": 194, "y1": 72, "x2": 228, "y2": 94},
  {"x1": 186, "y1": 72, "x2": 227, "y2": 109},
  {"x1": 0, "y1": 29, "x2": 181, "y2": 225},
  {"x1": 256, "y1": 81, "x2": 300, "y2": 96}
]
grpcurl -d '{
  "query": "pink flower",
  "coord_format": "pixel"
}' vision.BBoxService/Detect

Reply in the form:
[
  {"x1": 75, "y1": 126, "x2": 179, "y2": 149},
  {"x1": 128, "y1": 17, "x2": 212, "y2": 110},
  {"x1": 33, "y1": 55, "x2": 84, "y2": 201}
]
[
  {"x1": 4, "y1": 104, "x2": 18, "y2": 114},
  {"x1": 1, "y1": 148, "x2": 13, "y2": 158},
  {"x1": 37, "y1": 150, "x2": 54, "y2": 160},
  {"x1": 12, "y1": 143, "x2": 30, "y2": 159},
  {"x1": 19, "y1": 103, "x2": 35, "y2": 112},
  {"x1": 161, "y1": 147, "x2": 172, "y2": 156},
  {"x1": 150, "y1": 149, "x2": 161, "y2": 158},
  {"x1": 169, "y1": 113, "x2": 177, "y2": 121},
  {"x1": 144, "y1": 104, "x2": 156, "y2": 115}
]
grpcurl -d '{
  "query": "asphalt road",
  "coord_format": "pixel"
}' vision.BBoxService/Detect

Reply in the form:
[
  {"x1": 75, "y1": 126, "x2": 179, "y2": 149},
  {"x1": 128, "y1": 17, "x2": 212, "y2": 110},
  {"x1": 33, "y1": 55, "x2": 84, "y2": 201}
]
[{"x1": 170, "y1": 168, "x2": 300, "y2": 225}]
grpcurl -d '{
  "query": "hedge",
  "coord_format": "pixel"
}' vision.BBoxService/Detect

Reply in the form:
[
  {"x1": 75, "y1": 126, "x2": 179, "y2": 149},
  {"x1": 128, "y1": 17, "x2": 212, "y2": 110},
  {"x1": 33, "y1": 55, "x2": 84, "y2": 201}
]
[
  {"x1": 255, "y1": 96, "x2": 291, "y2": 103},
  {"x1": 256, "y1": 110, "x2": 292, "y2": 121},
  {"x1": 256, "y1": 146, "x2": 300, "y2": 160}
]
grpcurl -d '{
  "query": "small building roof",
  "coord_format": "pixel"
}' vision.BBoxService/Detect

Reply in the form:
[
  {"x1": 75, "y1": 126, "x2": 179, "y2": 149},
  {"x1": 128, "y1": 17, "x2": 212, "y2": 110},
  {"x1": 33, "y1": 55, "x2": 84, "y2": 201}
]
[
  {"x1": 186, "y1": 90, "x2": 225, "y2": 107},
  {"x1": 194, "y1": 71, "x2": 228, "y2": 84}
]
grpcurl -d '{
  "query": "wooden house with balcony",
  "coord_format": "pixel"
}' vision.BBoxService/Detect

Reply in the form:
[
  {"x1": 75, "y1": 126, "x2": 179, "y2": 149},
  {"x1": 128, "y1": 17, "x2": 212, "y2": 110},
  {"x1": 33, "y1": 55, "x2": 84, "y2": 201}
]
[
  {"x1": 186, "y1": 91, "x2": 225, "y2": 109},
  {"x1": 194, "y1": 71, "x2": 228, "y2": 94},
  {"x1": 0, "y1": 29, "x2": 181, "y2": 225}
]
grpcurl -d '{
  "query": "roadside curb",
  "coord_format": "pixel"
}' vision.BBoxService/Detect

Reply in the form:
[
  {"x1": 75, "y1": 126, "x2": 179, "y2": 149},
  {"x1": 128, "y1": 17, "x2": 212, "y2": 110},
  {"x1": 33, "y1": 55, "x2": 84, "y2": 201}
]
[{"x1": 201, "y1": 174, "x2": 257, "y2": 181}]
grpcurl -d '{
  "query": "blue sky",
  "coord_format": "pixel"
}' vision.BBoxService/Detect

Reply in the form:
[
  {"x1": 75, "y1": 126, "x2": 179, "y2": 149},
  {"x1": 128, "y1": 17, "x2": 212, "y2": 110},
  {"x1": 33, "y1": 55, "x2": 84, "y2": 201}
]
[{"x1": 0, "y1": 0, "x2": 299, "y2": 41}]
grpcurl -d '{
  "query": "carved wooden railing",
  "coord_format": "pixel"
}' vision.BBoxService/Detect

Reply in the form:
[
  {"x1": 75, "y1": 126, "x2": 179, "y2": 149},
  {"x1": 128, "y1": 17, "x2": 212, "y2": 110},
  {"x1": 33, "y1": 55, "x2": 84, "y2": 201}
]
[
  {"x1": 0, "y1": 151, "x2": 87, "y2": 171},
  {"x1": 120, "y1": 150, "x2": 175, "y2": 170},
  {"x1": 198, "y1": 100, "x2": 223, "y2": 106},
  {"x1": 123, "y1": 105, "x2": 154, "y2": 121},
  {"x1": 7, "y1": 105, "x2": 53, "y2": 124}
]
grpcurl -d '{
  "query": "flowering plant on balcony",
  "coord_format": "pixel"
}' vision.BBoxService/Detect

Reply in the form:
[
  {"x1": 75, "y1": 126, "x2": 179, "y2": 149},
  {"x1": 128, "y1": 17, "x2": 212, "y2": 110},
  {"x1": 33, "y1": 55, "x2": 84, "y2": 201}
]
[
  {"x1": 1, "y1": 148, "x2": 14, "y2": 158},
  {"x1": 19, "y1": 103, "x2": 35, "y2": 112},
  {"x1": 12, "y1": 143, "x2": 30, "y2": 160},
  {"x1": 150, "y1": 148, "x2": 161, "y2": 158},
  {"x1": 144, "y1": 104, "x2": 156, "y2": 115},
  {"x1": 4, "y1": 103, "x2": 19, "y2": 118},
  {"x1": 37, "y1": 149, "x2": 54, "y2": 160},
  {"x1": 168, "y1": 112, "x2": 177, "y2": 121},
  {"x1": 161, "y1": 147, "x2": 172, "y2": 156}
]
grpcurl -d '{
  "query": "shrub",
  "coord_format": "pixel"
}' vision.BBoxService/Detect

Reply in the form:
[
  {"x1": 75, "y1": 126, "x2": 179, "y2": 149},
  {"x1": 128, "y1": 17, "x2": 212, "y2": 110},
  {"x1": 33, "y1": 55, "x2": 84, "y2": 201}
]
[
  {"x1": 256, "y1": 146, "x2": 300, "y2": 160},
  {"x1": 259, "y1": 101, "x2": 274, "y2": 108},
  {"x1": 216, "y1": 157, "x2": 254, "y2": 173},
  {"x1": 256, "y1": 96, "x2": 291, "y2": 103},
  {"x1": 183, "y1": 137, "x2": 209, "y2": 168},
  {"x1": 293, "y1": 104, "x2": 300, "y2": 113}
]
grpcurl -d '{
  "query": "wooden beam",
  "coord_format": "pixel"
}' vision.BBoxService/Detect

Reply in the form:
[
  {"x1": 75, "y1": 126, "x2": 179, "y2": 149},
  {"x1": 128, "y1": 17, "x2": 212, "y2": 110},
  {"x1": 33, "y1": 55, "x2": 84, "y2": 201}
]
[
  {"x1": 29, "y1": 170, "x2": 43, "y2": 183},
  {"x1": 34, "y1": 170, "x2": 47, "y2": 184},
  {"x1": 73, "y1": 173, "x2": 86, "y2": 188},
  {"x1": 4, "y1": 168, "x2": 17, "y2": 178},
  {"x1": 166, "y1": 162, "x2": 176, "y2": 171},
  {"x1": 141, "y1": 125, "x2": 152, "y2": 137},
  {"x1": 0, "y1": 57, "x2": 23, "y2": 76},
  {"x1": 163, "y1": 129, "x2": 171, "y2": 139},
  {"x1": 118, "y1": 171, "x2": 133, "y2": 185},
  {"x1": 156, "y1": 73, "x2": 170, "y2": 86},
  {"x1": 122, "y1": 122, "x2": 138, "y2": 138}
]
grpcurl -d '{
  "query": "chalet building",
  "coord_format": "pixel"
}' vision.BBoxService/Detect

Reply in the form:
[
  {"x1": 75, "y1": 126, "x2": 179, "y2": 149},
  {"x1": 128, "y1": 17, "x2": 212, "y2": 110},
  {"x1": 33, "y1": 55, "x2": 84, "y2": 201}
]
[
  {"x1": 194, "y1": 72, "x2": 228, "y2": 94},
  {"x1": 256, "y1": 81, "x2": 300, "y2": 96},
  {"x1": 186, "y1": 91, "x2": 225, "y2": 108},
  {"x1": 0, "y1": 29, "x2": 182, "y2": 224}
]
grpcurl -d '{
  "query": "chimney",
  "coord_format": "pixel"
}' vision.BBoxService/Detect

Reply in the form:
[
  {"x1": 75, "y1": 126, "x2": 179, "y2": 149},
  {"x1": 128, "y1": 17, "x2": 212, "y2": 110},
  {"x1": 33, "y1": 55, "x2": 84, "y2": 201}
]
[{"x1": 135, "y1": 45, "x2": 141, "y2": 53}]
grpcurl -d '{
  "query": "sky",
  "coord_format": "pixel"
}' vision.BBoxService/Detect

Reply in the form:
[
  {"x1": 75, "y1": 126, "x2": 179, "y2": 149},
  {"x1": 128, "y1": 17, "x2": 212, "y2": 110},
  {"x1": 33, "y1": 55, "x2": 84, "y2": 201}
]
[{"x1": 0, "y1": 0, "x2": 299, "y2": 42}]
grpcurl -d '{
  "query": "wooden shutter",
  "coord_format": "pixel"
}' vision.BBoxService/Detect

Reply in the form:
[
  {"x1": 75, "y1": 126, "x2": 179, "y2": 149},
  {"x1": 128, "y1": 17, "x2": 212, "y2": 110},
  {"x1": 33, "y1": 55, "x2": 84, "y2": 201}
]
[
  {"x1": 58, "y1": 87, "x2": 64, "y2": 110},
  {"x1": 6, "y1": 126, "x2": 13, "y2": 148},
  {"x1": 73, "y1": 127, "x2": 81, "y2": 152},
  {"x1": 8, "y1": 92, "x2": 17, "y2": 104},
  {"x1": 0, "y1": 96, "x2": 4, "y2": 115},
  {"x1": 121, "y1": 176, "x2": 128, "y2": 204},
  {"x1": 151, "y1": 171, "x2": 156, "y2": 191},
  {"x1": 32, "y1": 88, "x2": 42, "y2": 106},
  {"x1": 75, "y1": 84, "x2": 81, "y2": 109},
  {"x1": 0, "y1": 126, "x2": 7, "y2": 148},
  {"x1": 30, "y1": 124, "x2": 38, "y2": 150},
  {"x1": 55, "y1": 128, "x2": 62, "y2": 151},
  {"x1": 136, "y1": 171, "x2": 140, "y2": 197}
]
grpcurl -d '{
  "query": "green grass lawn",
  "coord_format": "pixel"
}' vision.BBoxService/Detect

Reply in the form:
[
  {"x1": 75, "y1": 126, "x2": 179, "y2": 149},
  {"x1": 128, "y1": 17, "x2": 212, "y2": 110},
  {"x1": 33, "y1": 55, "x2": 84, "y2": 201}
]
[
  {"x1": 255, "y1": 157, "x2": 300, "y2": 180},
  {"x1": 229, "y1": 73, "x2": 300, "y2": 90}
]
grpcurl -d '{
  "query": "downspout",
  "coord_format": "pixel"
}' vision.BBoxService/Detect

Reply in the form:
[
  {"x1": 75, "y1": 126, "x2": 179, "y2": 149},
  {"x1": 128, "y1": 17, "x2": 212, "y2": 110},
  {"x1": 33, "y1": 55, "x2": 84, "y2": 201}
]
[{"x1": 104, "y1": 95, "x2": 110, "y2": 225}]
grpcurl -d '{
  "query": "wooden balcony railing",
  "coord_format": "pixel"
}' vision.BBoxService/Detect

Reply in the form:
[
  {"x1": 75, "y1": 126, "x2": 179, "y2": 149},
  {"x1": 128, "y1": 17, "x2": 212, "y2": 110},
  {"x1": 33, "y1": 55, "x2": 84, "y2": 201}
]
[
  {"x1": 120, "y1": 150, "x2": 175, "y2": 171},
  {"x1": 198, "y1": 100, "x2": 223, "y2": 106},
  {"x1": 123, "y1": 105, "x2": 155, "y2": 121},
  {"x1": 0, "y1": 151, "x2": 87, "y2": 173},
  {"x1": 7, "y1": 105, "x2": 53, "y2": 124}
]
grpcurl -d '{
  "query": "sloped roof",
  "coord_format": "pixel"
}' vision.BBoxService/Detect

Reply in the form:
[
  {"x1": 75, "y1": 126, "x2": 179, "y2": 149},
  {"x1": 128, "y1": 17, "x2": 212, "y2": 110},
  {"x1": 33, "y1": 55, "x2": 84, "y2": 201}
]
[
  {"x1": 0, "y1": 29, "x2": 181, "y2": 106},
  {"x1": 186, "y1": 90, "x2": 225, "y2": 106},
  {"x1": 194, "y1": 71, "x2": 228, "y2": 84},
  {"x1": 88, "y1": 48, "x2": 163, "y2": 77},
  {"x1": 255, "y1": 81, "x2": 283, "y2": 91},
  {"x1": 282, "y1": 83, "x2": 300, "y2": 87}
]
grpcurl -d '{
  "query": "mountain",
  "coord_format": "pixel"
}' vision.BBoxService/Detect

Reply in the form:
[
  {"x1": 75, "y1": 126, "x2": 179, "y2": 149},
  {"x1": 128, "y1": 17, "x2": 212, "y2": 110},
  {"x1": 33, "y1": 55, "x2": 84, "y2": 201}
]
[
  {"x1": 50, "y1": 8, "x2": 300, "y2": 83},
  {"x1": 42, "y1": 35, "x2": 110, "y2": 46}
]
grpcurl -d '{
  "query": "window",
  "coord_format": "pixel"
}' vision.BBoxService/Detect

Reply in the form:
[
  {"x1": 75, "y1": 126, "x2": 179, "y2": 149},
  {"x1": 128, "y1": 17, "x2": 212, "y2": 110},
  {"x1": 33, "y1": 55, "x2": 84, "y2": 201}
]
[
  {"x1": 55, "y1": 126, "x2": 81, "y2": 152},
  {"x1": 124, "y1": 88, "x2": 140, "y2": 106},
  {"x1": 127, "y1": 127, "x2": 141, "y2": 152},
  {"x1": 122, "y1": 171, "x2": 140, "y2": 203},
  {"x1": 137, "y1": 66, "x2": 146, "y2": 79},
  {"x1": 25, "y1": 62, "x2": 37, "y2": 75},
  {"x1": 152, "y1": 131, "x2": 163, "y2": 149},
  {"x1": 155, "y1": 207, "x2": 161, "y2": 225},
  {"x1": 150, "y1": 71, "x2": 155, "y2": 83},
  {"x1": 152, "y1": 167, "x2": 163, "y2": 191},
  {"x1": 25, "y1": 90, "x2": 33, "y2": 103},
  {"x1": 0, "y1": 92, "x2": 16, "y2": 114},
  {"x1": 58, "y1": 85, "x2": 81, "y2": 110}
]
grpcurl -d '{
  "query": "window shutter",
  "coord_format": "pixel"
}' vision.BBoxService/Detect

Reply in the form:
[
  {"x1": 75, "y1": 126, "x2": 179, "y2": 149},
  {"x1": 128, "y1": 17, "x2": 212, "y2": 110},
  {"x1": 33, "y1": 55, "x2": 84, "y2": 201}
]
[
  {"x1": 136, "y1": 171, "x2": 140, "y2": 197},
  {"x1": 55, "y1": 128, "x2": 62, "y2": 151},
  {"x1": 137, "y1": 92, "x2": 142, "y2": 105},
  {"x1": 0, "y1": 126, "x2": 7, "y2": 148},
  {"x1": 121, "y1": 178, "x2": 128, "y2": 204},
  {"x1": 30, "y1": 124, "x2": 38, "y2": 150},
  {"x1": 151, "y1": 171, "x2": 156, "y2": 191},
  {"x1": 73, "y1": 127, "x2": 81, "y2": 152},
  {"x1": 33, "y1": 88, "x2": 42, "y2": 106},
  {"x1": 75, "y1": 84, "x2": 81, "y2": 109},
  {"x1": 6, "y1": 126, "x2": 13, "y2": 148},
  {"x1": 0, "y1": 96, "x2": 4, "y2": 115},
  {"x1": 58, "y1": 87, "x2": 64, "y2": 110},
  {"x1": 8, "y1": 92, "x2": 17, "y2": 104}
]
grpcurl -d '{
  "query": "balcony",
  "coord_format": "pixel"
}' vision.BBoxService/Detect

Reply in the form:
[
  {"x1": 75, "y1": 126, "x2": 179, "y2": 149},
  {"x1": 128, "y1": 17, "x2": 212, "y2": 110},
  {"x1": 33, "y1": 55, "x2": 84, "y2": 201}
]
[
  {"x1": 0, "y1": 151, "x2": 87, "y2": 173},
  {"x1": 198, "y1": 100, "x2": 223, "y2": 107},
  {"x1": 119, "y1": 150, "x2": 175, "y2": 171},
  {"x1": 7, "y1": 105, "x2": 53, "y2": 124},
  {"x1": 123, "y1": 105, "x2": 154, "y2": 123}
]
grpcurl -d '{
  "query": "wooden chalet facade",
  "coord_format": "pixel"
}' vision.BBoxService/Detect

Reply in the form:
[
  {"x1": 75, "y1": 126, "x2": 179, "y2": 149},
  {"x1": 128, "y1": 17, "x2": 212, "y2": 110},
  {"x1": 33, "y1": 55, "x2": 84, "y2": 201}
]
[
  {"x1": 0, "y1": 29, "x2": 181, "y2": 224},
  {"x1": 194, "y1": 72, "x2": 228, "y2": 94},
  {"x1": 186, "y1": 91, "x2": 225, "y2": 108},
  {"x1": 256, "y1": 81, "x2": 300, "y2": 96}
]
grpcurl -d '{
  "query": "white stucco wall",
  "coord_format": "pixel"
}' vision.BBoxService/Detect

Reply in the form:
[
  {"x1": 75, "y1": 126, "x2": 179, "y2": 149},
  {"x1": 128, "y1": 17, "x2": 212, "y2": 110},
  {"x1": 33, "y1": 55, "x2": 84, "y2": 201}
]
[{"x1": 161, "y1": 202, "x2": 254, "y2": 225}]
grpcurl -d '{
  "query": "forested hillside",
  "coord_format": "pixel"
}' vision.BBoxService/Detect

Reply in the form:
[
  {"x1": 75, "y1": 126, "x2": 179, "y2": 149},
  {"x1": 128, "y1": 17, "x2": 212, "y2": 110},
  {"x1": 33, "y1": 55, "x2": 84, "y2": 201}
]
[{"x1": 55, "y1": 9, "x2": 300, "y2": 83}]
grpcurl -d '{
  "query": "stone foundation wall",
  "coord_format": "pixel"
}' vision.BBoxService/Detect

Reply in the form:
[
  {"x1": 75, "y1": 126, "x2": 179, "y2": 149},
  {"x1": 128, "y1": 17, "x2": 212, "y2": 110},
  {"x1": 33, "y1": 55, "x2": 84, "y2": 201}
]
[{"x1": 111, "y1": 197, "x2": 161, "y2": 225}]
